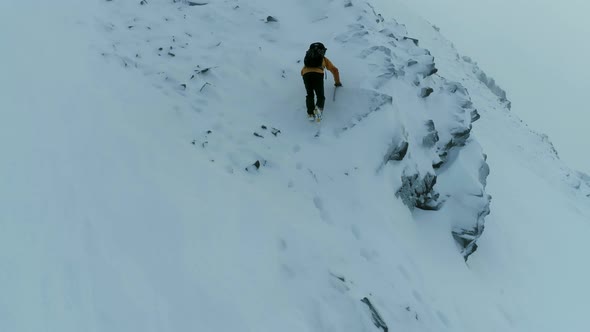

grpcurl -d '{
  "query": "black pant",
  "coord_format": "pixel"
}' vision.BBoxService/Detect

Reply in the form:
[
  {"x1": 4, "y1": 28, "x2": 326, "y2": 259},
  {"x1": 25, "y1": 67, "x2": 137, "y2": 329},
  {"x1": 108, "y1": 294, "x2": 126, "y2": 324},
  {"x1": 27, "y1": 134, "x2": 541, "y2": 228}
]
[{"x1": 303, "y1": 72, "x2": 325, "y2": 115}]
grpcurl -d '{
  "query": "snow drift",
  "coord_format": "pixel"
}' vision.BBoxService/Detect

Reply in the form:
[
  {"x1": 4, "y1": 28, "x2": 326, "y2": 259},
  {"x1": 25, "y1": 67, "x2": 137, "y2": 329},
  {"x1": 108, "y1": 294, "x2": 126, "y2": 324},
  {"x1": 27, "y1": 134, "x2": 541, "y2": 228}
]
[{"x1": 2, "y1": 0, "x2": 590, "y2": 331}]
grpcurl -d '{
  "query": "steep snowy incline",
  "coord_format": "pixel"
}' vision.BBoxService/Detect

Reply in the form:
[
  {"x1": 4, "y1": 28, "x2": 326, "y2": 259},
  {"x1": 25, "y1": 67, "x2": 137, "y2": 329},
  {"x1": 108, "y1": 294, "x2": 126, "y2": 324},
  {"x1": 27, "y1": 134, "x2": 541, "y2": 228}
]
[
  {"x1": 3, "y1": 0, "x2": 584, "y2": 331},
  {"x1": 98, "y1": 0, "x2": 491, "y2": 259},
  {"x1": 1, "y1": 2, "x2": 247, "y2": 330},
  {"x1": 374, "y1": 1, "x2": 590, "y2": 330}
]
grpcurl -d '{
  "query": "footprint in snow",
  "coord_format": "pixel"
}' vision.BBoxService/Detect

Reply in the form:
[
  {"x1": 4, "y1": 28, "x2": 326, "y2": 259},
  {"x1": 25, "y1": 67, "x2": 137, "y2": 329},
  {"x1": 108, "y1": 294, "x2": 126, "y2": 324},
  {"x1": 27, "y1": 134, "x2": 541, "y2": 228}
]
[
  {"x1": 278, "y1": 238, "x2": 287, "y2": 251},
  {"x1": 436, "y1": 310, "x2": 451, "y2": 328},
  {"x1": 412, "y1": 289, "x2": 423, "y2": 304},
  {"x1": 280, "y1": 264, "x2": 296, "y2": 279},
  {"x1": 351, "y1": 224, "x2": 361, "y2": 240},
  {"x1": 313, "y1": 196, "x2": 331, "y2": 224},
  {"x1": 398, "y1": 265, "x2": 411, "y2": 281}
]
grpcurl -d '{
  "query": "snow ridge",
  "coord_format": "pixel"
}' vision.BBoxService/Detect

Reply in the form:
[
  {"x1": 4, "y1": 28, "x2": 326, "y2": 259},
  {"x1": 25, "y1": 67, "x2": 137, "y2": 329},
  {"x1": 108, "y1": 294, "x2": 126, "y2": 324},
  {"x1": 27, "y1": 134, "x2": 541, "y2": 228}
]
[
  {"x1": 99, "y1": 0, "x2": 490, "y2": 259},
  {"x1": 4, "y1": 1, "x2": 590, "y2": 331}
]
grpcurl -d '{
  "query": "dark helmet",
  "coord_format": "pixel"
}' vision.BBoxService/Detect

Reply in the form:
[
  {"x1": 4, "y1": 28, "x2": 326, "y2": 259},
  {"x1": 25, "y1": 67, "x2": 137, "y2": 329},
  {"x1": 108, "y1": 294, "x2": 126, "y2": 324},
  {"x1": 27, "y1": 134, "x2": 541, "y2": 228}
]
[
  {"x1": 310, "y1": 42, "x2": 327, "y2": 55},
  {"x1": 309, "y1": 42, "x2": 327, "y2": 52}
]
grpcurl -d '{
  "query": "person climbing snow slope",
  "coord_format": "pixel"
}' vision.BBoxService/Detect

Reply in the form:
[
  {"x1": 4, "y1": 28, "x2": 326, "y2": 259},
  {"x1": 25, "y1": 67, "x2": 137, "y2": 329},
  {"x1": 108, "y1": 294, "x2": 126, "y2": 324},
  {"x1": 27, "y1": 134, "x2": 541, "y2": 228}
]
[{"x1": 301, "y1": 42, "x2": 342, "y2": 121}]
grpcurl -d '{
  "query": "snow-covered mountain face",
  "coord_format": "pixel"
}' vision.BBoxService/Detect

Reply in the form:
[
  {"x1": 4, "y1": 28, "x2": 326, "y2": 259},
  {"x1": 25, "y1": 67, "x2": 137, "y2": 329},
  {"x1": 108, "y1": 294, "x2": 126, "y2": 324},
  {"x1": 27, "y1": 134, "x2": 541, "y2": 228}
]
[
  {"x1": 98, "y1": 0, "x2": 491, "y2": 258},
  {"x1": 389, "y1": 0, "x2": 590, "y2": 175},
  {"x1": 2, "y1": 1, "x2": 589, "y2": 332}
]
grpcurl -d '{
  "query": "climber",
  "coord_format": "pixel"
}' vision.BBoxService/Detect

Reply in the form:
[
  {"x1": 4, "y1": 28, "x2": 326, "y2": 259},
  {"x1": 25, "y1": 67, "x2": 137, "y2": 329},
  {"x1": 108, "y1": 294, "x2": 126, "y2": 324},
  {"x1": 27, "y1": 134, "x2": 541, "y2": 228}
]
[{"x1": 301, "y1": 42, "x2": 342, "y2": 121}]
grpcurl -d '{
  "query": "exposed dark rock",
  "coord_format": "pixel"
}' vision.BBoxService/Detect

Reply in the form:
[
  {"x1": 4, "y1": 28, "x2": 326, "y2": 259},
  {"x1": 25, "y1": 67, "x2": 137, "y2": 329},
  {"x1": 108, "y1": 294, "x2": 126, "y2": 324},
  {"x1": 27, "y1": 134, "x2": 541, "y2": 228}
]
[
  {"x1": 253, "y1": 132, "x2": 264, "y2": 138},
  {"x1": 436, "y1": 124, "x2": 472, "y2": 165},
  {"x1": 445, "y1": 83, "x2": 460, "y2": 94},
  {"x1": 470, "y1": 109, "x2": 480, "y2": 123},
  {"x1": 423, "y1": 65, "x2": 438, "y2": 77},
  {"x1": 361, "y1": 297, "x2": 388, "y2": 332},
  {"x1": 195, "y1": 66, "x2": 212, "y2": 74},
  {"x1": 473, "y1": 66, "x2": 511, "y2": 108},
  {"x1": 451, "y1": 153, "x2": 491, "y2": 260},
  {"x1": 479, "y1": 156, "x2": 490, "y2": 187},
  {"x1": 461, "y1": 100, "x2": 473, "y2": 109},
  {"x1": 378, "y1": 28, "x2": 399, "y2": 40},
  {"x1": 246, "y1": 160, "x2": 266, "y2": 172},
  {"x1": 396, "y1": 171, "x2": 441, "y2": 211},
  {"x1": 437, "y1": 148, "x2": 448, "y2": 164},
  {"x1": 330, "y1": 272, "x2": 346, "y2": 282},
  {"x1": 187, "y1": 1, "x2": 208, "y2": 5},
  {"x1": 403, "y1": 36, "x2": 419, "y2": 46},
  {"x1": 452, "y1": 198, "x2": 490, "y2": 260},
  {"x1": 385, "y1": 140, "x2": 408, "y2": 161},
  {"x1": 407, "y1": 60, "x2": 418, "y2": 67},
  {"x1": 432, "y1": 159, "x2": 444, "y2": 169},
  {"x1": 140, "y1": 0, "x2": 147, "y2": 5},
  {"x1": 422, "y1": 120, "x2": 439, "y2": 147},
  {"x1": 168, "y1": 52, "x2": 176, "y2": 57},
  {"x1": 450, "y1": 125, "x2": 472, "y2": 147},
  {"x1": 199, "y1": 82, "x2": 210, "y2": 92},
  {"x1": 420, "y1": 87, "x2": 434, "y2": 98},
  {"x1": 539, "y1": 134, "x2": 560, "y2": 159},
  {"x1": 266, "y1": 16, "x2": 278, "y2": 23}
]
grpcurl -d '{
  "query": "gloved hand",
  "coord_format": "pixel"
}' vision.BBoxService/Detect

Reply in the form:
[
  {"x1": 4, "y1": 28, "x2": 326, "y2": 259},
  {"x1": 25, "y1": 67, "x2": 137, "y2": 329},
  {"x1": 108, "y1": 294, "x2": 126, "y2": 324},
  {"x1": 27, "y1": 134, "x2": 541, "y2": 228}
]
[{"x1": 335, "y1": 82, "x2": 342, "y2": 87}]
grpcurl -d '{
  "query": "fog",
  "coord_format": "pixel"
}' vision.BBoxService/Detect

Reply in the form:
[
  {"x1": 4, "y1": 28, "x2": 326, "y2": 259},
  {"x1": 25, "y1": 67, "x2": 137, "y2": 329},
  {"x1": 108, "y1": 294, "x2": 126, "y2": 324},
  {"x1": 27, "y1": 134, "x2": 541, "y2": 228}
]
[{"x1": 392, "y1": 0, "x2": 590, "y2": 174}]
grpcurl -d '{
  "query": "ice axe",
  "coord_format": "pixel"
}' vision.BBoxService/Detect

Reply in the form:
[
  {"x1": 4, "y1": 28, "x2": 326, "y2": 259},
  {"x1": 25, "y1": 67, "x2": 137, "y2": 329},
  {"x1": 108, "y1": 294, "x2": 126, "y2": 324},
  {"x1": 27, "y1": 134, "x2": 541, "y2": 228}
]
[{"x1": 333, "y1": 84, "x2": 341, "y2": 101}]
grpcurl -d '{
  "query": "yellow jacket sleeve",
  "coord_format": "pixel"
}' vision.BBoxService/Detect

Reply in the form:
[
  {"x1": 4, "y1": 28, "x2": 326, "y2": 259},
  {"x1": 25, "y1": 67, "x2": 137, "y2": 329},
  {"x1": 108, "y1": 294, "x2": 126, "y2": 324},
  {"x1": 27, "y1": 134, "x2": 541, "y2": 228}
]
[{"x1": 323, "y1": 57, "x2": 341, "y2": 84}]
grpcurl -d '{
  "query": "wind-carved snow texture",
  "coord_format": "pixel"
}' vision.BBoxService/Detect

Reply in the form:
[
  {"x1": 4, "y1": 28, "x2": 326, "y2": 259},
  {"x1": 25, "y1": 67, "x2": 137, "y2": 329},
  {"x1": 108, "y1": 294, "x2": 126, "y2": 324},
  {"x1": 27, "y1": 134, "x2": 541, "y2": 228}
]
[
  {"x1": 423, "y1": 20, "x2": 590, "y2": 202},
  {"x1": 578, "y1": 172, "x2": 590, "y2": 197},
  {"x1": 336, "y1": 7, "x2": 491, "y2": 259},
  {"x1": 99, "y1": 0, "x2": 489, "y2": 300},
  {"x1": 99, "y1": 0, "x2": 490, "y2": 259},
  {"x1": 462, "y1": 56, "x2": 511, "y2": 110},
  {"x1": 5, "y1": 0, "x2": 590, "y2": 331}
]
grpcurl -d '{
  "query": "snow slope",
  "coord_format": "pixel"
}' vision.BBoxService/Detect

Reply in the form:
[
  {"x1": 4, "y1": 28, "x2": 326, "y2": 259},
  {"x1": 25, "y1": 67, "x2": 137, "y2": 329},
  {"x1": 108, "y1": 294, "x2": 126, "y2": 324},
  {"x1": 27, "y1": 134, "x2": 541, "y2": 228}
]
[
  {"x1": 1, "y1": 0, "x2": 589, "y2": 331},
  {"x1": 372, "y1": 0, "x2": 590, "y2": 329},
  {"x1": 389, "y1": 0, "x2": 590, "y2": 175}
]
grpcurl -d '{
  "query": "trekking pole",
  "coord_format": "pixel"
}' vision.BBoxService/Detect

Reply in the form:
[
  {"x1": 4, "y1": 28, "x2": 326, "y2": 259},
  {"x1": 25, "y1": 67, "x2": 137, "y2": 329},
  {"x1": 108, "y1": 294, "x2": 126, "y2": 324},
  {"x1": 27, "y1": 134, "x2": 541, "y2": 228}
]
[{"x1": 333, "y1": 86, "x2": 338, "y2": 101}]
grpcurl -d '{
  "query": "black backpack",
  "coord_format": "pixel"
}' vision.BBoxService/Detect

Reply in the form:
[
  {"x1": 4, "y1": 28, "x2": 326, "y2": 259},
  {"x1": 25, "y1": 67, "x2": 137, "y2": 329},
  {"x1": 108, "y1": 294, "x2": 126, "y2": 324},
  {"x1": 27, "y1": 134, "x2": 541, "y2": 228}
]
[{"x1": 304, "y1": 43, "x2": 325, "y2": 68}]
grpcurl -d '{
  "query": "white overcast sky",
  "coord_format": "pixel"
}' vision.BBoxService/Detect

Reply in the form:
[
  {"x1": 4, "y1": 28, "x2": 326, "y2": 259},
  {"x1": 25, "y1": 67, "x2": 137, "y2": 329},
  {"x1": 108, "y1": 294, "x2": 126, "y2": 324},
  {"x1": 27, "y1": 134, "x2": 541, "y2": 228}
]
[{"x1": 393, "y1": 0, "x2": 590, "y2": 174}]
